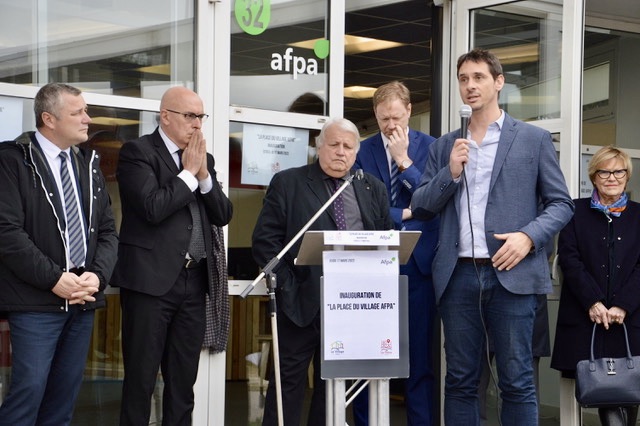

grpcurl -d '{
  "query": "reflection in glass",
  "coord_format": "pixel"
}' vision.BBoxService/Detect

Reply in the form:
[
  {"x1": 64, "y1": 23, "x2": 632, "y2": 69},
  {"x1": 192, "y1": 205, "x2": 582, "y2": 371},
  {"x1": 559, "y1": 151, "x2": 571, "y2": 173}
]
[
  {"x1": 344, "y1": 0, "x2": 433, "y2": 129},
  {"x1": 472, "y1": 2, "x2": 562, "y2": 122},
  {"x1": 582, "y1": 26, "x2": 640, "y2": 151},
  {"x1": 0, "y1": 2, "x2": 194, "y2": 99},
  {"x1": 230, "y1": 0, "x2": 328, "y2": 113}
]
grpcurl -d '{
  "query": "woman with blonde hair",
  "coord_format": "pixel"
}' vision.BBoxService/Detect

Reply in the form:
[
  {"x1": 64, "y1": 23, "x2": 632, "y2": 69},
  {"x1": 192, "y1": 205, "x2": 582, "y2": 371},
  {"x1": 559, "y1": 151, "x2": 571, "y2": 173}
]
[{"x1": 551, "y1": 145, "x2": 640, "y2": 425}]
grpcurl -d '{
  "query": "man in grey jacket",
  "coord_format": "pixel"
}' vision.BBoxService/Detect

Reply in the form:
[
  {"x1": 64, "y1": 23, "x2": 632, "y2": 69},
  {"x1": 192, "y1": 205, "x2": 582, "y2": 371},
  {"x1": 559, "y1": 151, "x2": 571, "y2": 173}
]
[{"x1": 412, "y1": 48, "x2": 573, "y2": 425}]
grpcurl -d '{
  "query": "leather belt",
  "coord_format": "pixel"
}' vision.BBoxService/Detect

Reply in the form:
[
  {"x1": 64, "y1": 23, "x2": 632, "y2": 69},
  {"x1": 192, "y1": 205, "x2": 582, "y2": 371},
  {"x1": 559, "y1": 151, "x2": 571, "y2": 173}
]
[
  {"x1": 458, "y1": 257, "x2": 492, "y2": 266},
  {"x1": 184, "y1": 258, "x2": 202, "y2": 269}
]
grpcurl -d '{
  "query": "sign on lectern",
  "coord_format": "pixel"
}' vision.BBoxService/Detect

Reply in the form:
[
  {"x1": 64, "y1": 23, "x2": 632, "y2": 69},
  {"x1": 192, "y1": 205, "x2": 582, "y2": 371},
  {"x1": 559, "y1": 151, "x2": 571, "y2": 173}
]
[{"x1": 296, "y1": 230, "x2": 417, "y2": 379}]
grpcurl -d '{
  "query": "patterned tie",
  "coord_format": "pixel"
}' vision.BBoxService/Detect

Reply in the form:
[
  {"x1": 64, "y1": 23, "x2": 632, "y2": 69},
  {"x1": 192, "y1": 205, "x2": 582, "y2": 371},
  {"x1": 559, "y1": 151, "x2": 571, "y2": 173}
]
[
  {"x1": 177, "y1": 150, "x2": 207, "y2": 262},
  {"x1": 390, "y1": 159, "x2": 399, "y2": 207},
  {"x1": 332, "y1": 178, "x2": 347, "y2": 230},
  {"x1": 59, "y1": 152, "x2": 86, "y2": 267}
]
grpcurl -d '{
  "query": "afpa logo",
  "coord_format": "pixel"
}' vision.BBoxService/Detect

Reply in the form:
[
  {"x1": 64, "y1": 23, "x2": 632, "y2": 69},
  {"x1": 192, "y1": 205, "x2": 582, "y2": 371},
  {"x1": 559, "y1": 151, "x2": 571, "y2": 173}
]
[
  {"x1": 271, "y1": 42, "x2": 330, "y2": 80},
  {"x1": 378, "y1": 232, "x2": 395, "y2": 241}
]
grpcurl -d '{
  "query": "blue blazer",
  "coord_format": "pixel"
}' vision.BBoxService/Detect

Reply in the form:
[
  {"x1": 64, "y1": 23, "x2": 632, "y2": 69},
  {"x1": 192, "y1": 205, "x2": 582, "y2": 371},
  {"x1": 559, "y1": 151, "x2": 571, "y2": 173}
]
[
  {"x1": 355, "y1": 129, "x2": 439, "y2": 276},
  {"x1": 412, "y1": 113, "x2": 574, "y2": 303}
]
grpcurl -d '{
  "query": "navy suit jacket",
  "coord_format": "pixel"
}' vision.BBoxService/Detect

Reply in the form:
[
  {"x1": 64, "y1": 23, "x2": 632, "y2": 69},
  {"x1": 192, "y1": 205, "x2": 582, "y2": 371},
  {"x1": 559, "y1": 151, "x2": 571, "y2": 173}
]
[
  {"x1": 412, "y1": 113, "x2": 574, "y2": 303},
  {"x1": 252, "y1": 162, "x2": 393, "y2": 327},
  {"x1": 355, "y1": 129, "x2": 439, "y2": 276}
]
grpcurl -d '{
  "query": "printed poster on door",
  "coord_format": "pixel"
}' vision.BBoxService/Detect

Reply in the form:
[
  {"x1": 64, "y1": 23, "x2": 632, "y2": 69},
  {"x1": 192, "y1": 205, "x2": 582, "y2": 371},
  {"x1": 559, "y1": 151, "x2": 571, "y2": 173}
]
[{"x1": 241, "y1": 123, "x2": 309, "y2": 186}]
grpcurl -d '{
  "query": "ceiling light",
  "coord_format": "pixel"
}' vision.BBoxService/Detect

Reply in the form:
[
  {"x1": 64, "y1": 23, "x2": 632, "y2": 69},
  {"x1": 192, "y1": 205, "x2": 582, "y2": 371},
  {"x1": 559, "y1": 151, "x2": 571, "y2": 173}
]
[
  {"x1": 290, "y1": 35, "x2": 404, "y2": 55},
  {"x1": 491, "y1": 43, "x2": 539, "y2": 65},
  {"x1": 344, "y1": 86, "x2": 377, "y2": 99},
  {"x1": 90, "y1": 117, "x2": 140, "y2": 126},
  {"x1": 136, "y1": 64, "x2": 171, "y2": 75},
  {"x1": 344, "y1": 35, "x2": 404, "y2": 54}
]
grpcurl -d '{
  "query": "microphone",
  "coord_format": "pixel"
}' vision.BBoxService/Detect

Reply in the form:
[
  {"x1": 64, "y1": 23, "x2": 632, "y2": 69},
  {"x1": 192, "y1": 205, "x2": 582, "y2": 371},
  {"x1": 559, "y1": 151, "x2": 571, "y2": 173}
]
[
  {"x1": 355, "y1": 169, "x2": 364, "y2": 181},
  {"x1": 459, "y1": 104, "x2": 472, "y2": 139}
]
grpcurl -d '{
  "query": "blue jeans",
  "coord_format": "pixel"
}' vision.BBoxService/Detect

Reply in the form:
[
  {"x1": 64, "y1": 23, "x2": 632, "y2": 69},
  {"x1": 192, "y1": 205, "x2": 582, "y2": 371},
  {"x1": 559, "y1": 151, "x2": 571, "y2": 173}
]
[
  {"x1": 0, "y1": 307, "x2": 95, "y2": 426},
  {"x1": 439, "y1": 262, "x2": 537, "y2": 426}
]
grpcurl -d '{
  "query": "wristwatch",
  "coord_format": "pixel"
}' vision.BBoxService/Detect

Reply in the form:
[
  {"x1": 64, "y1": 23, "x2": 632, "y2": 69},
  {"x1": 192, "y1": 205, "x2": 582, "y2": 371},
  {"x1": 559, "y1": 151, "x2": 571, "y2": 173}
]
[{"x1": 398, "y1": 159, "x2": 413, "y2": 172}]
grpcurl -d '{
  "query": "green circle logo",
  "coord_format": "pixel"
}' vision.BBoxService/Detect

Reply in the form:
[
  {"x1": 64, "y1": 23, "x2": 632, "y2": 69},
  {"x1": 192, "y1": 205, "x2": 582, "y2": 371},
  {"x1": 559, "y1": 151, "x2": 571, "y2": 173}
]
[
  {"x1": 235, "y1": 0, "x2": 271, "y2": 36},
  {"x1": 314, "y1": 39, "x2": 330, "y2": 59}
]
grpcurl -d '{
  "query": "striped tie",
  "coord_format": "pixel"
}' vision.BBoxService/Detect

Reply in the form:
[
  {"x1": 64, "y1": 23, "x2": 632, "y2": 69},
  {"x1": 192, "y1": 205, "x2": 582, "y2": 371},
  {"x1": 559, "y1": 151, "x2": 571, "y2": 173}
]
[
  {"x1": 390, "y1": 159, "x2": 399, "y2": 207},
  {"x1": 59, "y1": 152, "x2": 86, "y2": 267}
]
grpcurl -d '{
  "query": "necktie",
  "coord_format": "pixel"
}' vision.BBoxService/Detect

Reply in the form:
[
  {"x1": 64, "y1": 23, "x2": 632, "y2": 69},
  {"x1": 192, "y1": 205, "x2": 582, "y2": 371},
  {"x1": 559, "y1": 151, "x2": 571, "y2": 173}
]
[
  {"x1": 177, "y1": 150, "x2": 207, "y2": 262},
  {"x1": 332, "y1": 178, "x2": 347, "y2": 230},
  {"x1": 59, "y1": 152, "x2": 86, "y2": 267},
  {"x1": 390, "y1": 159, "x2": 399, "y2": 207}
]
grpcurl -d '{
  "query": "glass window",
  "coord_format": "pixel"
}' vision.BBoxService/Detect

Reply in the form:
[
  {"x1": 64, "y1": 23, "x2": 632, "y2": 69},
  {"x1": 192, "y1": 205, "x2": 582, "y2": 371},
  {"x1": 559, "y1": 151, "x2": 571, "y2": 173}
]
[
  {"x1": 582, "y1": 2, "x2": 640, "y2": 202},
  {"x1": 471, "y1": 2, "x2": 563, "y2": 122},
  {"x1": 582, "y1": 26, "x2": 640, "y2": 152},
  {"x1": 344, "y1": 0, "x2": 433, "y2": 133},
  {"x1": 0, "y1": 1, "x2": 195, "y2": 99},
  {"x1": 230, "y1": 0, "x2": 329, "y2": 114}
]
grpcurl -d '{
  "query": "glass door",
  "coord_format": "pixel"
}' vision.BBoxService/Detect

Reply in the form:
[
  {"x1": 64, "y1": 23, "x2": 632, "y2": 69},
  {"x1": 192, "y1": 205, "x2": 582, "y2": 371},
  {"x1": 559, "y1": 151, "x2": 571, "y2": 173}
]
[{"x1": 224, "y1": 2, "x2": 333, "y2": 424}]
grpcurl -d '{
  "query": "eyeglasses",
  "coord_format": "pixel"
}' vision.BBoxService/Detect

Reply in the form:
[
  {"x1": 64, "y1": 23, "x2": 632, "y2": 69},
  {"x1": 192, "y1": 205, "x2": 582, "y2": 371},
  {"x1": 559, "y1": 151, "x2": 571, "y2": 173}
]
[
  {"x1": 165, "y1": 109, "x2": 209, "y2": 123},
  {"x1": 595, "y1": 169, "x2": 627, "y2": 179}
]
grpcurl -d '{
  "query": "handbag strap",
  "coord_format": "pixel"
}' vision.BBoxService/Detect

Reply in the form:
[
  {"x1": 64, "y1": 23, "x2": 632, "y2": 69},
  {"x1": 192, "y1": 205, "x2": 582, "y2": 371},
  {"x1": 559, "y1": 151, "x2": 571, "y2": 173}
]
[{"x1": 589, "y1": 322, "x2": 633, "y2": 361}]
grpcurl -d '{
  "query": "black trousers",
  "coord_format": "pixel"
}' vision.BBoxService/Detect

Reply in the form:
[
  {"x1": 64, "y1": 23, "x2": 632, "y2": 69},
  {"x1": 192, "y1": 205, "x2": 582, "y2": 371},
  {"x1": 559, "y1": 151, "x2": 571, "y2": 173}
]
[
  {"x1": 598, "y1": 406, "x2": 639, "y2": 426},
  {"x1": 119, "y1": 264, "x2": 207, "y2": 426}
]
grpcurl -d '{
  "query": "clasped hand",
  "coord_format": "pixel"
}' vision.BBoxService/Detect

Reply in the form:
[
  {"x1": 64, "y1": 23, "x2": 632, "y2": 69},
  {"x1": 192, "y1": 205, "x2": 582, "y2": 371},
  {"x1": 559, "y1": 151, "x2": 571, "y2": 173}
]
[
  {"x1": 590, "y1": 302, "x2": 626, "y2": 329},
  {"x1": 180, "y1": 130, "x2": 209, "y2": 181},
  {"x1": 52, "y1": 271, "x2": 100, "y2": 304}
]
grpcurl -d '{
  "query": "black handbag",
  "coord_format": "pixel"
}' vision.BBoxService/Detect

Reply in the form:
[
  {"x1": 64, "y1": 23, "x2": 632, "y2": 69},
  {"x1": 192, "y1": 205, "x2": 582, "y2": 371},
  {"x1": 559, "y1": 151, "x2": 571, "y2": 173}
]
[{"x1": 575, "y1": 323, "x2": 640, "y2": 408}]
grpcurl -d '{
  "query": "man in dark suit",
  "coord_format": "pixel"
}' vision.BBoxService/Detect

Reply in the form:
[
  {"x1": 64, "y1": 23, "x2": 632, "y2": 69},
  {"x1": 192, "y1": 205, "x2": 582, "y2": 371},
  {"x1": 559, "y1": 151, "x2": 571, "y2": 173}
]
[
  {"x1": 252, "y1": 117, "x2": 392, "y2": 426},
  {"x1": 114, "y1": 86, "x2": 233, "y2": 426},
  {"x1": 353, "y1": 81, "x2": 438, "y2": 426},
  {"x1": 412, "y1": 48, "x2": 573, "y2": 425}
]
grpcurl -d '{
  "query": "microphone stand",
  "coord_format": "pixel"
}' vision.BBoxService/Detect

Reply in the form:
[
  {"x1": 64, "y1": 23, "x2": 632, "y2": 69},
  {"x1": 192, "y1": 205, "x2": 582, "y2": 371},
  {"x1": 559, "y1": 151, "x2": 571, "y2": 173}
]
[{"x1": 240, "y1": 171, "x2": 359, "y2": 426}]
